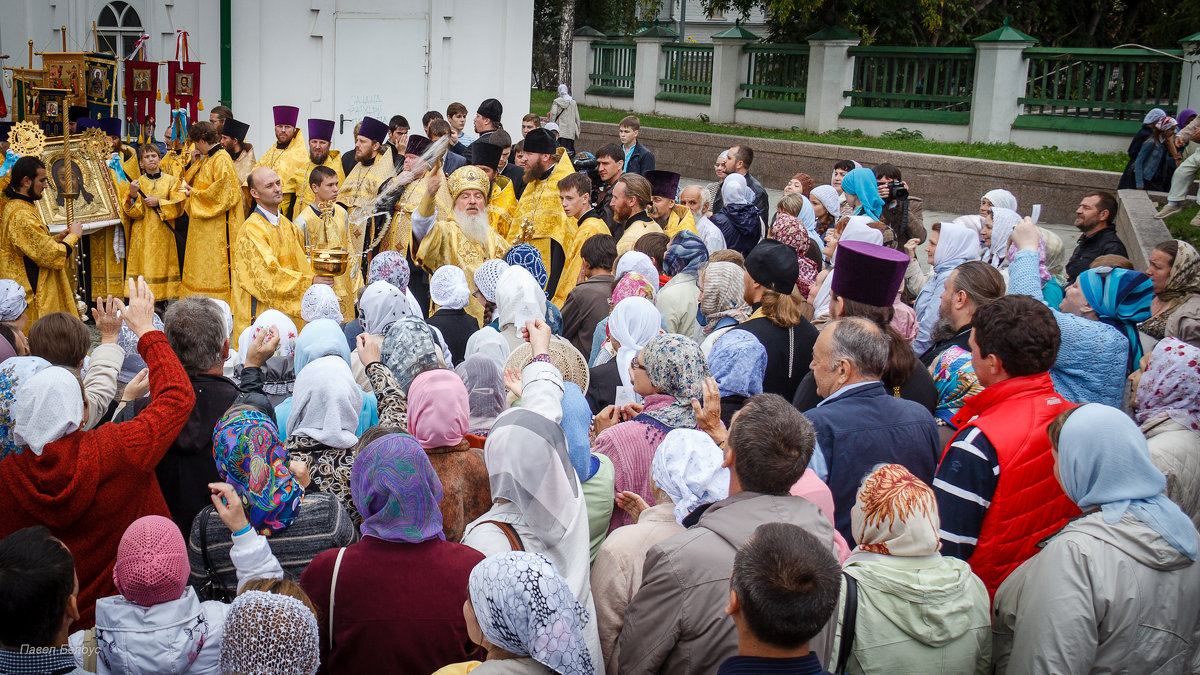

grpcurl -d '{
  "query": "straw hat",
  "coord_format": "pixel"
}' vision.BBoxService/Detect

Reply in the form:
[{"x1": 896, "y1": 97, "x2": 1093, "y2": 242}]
[{"x1": 504, "y1": 335, "x2": 590, "y2": 393}]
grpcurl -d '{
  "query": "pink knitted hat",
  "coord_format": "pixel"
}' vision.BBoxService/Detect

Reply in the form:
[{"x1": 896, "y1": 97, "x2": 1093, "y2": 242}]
[{"x1": 112, "y1": 515, "x2": 190, "y2": 607}]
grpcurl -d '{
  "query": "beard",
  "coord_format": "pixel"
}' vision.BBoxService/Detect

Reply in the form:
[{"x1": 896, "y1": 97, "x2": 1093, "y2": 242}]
[
  {"x1": 523, "y1": 156, "x2": 547, "y2": 183},
  {"x1": 454, "y1": 206, "x2": 491, "y2": 247},
  {"x1": 310, "y1": 148, "x2": 329, "y2": 165},
  {"x1": 929, "y1": 315, "x2": 958, "y2": 343}
]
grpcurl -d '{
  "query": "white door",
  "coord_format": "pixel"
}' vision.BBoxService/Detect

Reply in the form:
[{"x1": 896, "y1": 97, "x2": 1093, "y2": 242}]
[{"x1": 333, "y1": 15, "x2": 429, "y2": 150}]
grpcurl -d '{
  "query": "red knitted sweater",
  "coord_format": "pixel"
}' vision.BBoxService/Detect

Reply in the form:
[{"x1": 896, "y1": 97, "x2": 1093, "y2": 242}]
[{"x1": 0, "y1": 330, "x2": 195, "y2": 628}]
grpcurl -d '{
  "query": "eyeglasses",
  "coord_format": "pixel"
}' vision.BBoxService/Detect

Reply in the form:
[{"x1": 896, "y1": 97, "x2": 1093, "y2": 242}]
[{"x1": 629, "y1": 361, "x2": 647, "y2": 371}]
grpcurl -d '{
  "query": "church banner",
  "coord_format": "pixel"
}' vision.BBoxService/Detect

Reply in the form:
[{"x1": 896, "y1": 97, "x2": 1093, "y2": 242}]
[{"x1": 84, "y1": 52, "x2": 118, "y2": 119}]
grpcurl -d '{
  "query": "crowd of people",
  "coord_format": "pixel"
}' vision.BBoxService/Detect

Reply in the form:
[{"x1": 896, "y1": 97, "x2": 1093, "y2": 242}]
[{"x1": 0, "y1": 88, "x2": 1199, "y2": 675}]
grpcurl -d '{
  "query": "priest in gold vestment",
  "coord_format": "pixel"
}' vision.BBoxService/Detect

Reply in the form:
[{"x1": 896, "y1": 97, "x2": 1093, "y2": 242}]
[
  {"x1": 221, "y1": 117, "x2": 257, "y2": 186},
  {"x1": 292, "y1": 165, "x2": 358, "y2": 320},
  {"x1": 181, "y1": 121, "x2": 244, "y2": 303},
  {"x1": 123, "y1": 145, "x2": 185, "y2": 299},
  {"x1": 412, "y1": 165, "x2": 511, "y2": 324},
  {"x1": 0, "y1": 157, "x2": 82, "y2": 321},
  {"x1": 645, "y1": 170, "x2": 699, "y2": 240},
  {"x1": 339, "y1": 116, "x2": 394, "y2": 281},
  {"x1": 254, "y1": 106, "x2": 308, "y2": 220},
  {"x1": 386, "y1": 134, "x2": 453, "y2": 313},
  {"x1": 508, "y1": 129, "x2": 576, "y2": 307},
  {"x1": 291, "y1": 118, "x2": 344, "y2": 217},
  {"x1": 232, "y1": 167, "x2": 323, "y2": 335}
]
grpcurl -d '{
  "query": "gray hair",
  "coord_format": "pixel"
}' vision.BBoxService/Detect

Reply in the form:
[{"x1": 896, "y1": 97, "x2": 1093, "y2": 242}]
[
  {"x1": 827, "y1": 317, "x2": 888, "y2": 379},
  {"x1": 164, "y1": 296, "x2": 228, "y2": 375}
]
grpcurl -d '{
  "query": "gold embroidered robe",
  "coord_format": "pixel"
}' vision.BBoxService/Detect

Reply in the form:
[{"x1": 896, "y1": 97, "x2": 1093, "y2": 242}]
[
  {"x1": 339, "y1": 154, "x2": 395, "y2": 268},
  {"x1": 0, "y1": 198, "x2": 80, "y2": 321},
  {"x1": 160, "y1": 142, "x2": 196, "y2": 178},
  {"x1": 254, "y1": 133, "x2": 308, "y2": 219},
  {"x1": 555, "y1": 214, "x2": 612, "y2": 306},
  {"x1": 388, "y1": 173, "x2": 453, "y2": 257},
  {"x1": 293, "y1": 202, "x2": 359, "y2": 320},
  {"x1": 232, "y1": 210, "x2": 313, "y2": 336},
  {"x1": 182, "y1": 148, "x2": 244, "y2": 303},
  {"x1": 123, "y1": 173, "x2": 185, "y2": 298},
  {"x1": 488, "y1": 174, "x2": 517, "y2": 239},
  {"x1": 415, "y1": 210, "x2": 510, "y2": 325},
  {"x1": 89, "y1": 171, "x2": 132, "y2": 298},
  {"x1": 509, "y1": 147, "x2": 577, "y2": 304},
  {"x1": 292, "y1": 151, "x2": 345, "y2": 217}
]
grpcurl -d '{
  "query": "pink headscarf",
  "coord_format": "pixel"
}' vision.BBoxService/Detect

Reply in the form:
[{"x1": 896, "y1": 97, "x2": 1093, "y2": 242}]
[{"x1": 407, "y1": 369, "x2": 470, "y2": 449}]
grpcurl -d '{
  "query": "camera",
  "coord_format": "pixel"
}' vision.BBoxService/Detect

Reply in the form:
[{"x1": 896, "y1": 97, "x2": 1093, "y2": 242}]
[{"x1": 888, "y1": 180, "x2": 909, "y2": 202}]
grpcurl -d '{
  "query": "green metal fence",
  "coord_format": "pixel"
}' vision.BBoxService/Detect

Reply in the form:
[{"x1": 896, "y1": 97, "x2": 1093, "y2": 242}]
[
  {"x1": 1016, "y1": 47, "x2": 1184, "y2": 135},
  {"x1": 842, "y1": 46, "x2": 976, "y2": 125},
  {"x1": 588, "y1": 41, "x2": 637, "y2": 98},
  {"x1": 658, "y1": 43, "x2": 714, "y2": 105},
  {"x1": 738, "y1": 44, "x2": 809, "y2": 114}
]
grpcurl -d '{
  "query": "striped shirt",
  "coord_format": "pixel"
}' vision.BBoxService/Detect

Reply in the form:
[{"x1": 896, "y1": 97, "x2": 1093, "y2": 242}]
[{"x1": 933, "y1": 425, "x2": 1000, "y2": 560}]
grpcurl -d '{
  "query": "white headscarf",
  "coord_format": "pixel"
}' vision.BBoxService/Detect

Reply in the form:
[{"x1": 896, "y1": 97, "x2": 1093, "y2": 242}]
[
  {"x1": 609, "y1": 297, "x2": 663, "y2": 391},
  {"x1": 933, "y1": 221, "x2": 982, "y2": 269},
  {"x1": 220, "y1": 591, "x2": 320, "y2": 675},
  {"x1": 300, "y1": 284, "x2": 344, "y2": 323},
  {"x1": 721, "y1": 173, "x2": 753, "y2": 206},
  {"x1": 495, "y1": 265, "x2": 546, "y2": 330},
  {"x1": 288, "y1": 355, "x2": 362, "y2": 449},
  {"x1": 359, "y1": 280, "x2": 413, "y2": 334},
  {"x1": 981, "y1": 189, "x2": 1018, "y2": 213},
  {"x1": 614, "y1": 251, "x2": 661, "y2": 293},
  {"x1": 985, "y1": 206, "x2": 1021, "y2": 268},
  {"x1": 465, "y1": 326, "x2": 511, "y2": 368},
  {"x1": 13, "y1": 366, "x2": 84, "y2": 455},
  {"x1": 209, "y1": 298, "x2": 234, "y2": 340},
  {"x1": 474, "y1": 259, "x2": 510, "y2": 304},
  {"x1": 430, "y1": 265, "x2": 471, "y2": 310},
  {"x1": 0, "y1": 279, "x2": 28, "y2": 322},
  {"x1": 810, "y1": 184, "x2": 840, "y2": 220},
  {"x1": 653, "y1": 429, "x2": 731, "y2": 524},
  {"x1": 557, "y1": 83, "x2": 572, "y2": 101},
  {"x1": 236, "y1": 309, "x2": 299, "y2": 365},
  {"x1": 952, "y1": 213, "x2": 983, "y2": 235}
]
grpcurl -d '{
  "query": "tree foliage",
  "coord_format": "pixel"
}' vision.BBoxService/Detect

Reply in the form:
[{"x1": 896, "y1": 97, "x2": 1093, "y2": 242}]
[{"x1": 532, "y1": 0, "x2": 659, "y2": 90}]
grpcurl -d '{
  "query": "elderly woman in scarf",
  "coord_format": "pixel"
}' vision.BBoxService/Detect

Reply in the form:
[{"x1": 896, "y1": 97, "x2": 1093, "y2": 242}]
[
  {"x1": 1141, "y1": 239, "x2": 1200, "y2": 344},
  {"x1": 428, "y1": 266, "x2": 480, "y2": 365},
  {"x1": 220, "y1": 591, "x2": 320, "y2": 675},
  {"x1": 494, "y1": 265, "x2": 550, "y2": 352},
  {"x1": 981, "y1": 206, "x2": 1020, "y2": 269},
  {"x1": 1132, "y1": 337, "x2": 1200, "y2": 527},
  {"x1": 461, "y1": 338, "x2": 606, "y2": 674},
  {"x1": 708, "y1": 329, "x2": 766, "y2": 426},
  {"x1": 993, "y1": 405, "x2": 1200, "y2": 674},
  {"x1": 275, "y1": 318, "x2": 379, "y2": 444},
  {"x1": 657, "y1": 231, "x2": 709, "y2": 341},
  {"x1": 589, "y1": 269, "x2": 658, "y2": 367},
  {"x1": 830, "y1": 464, "x2": 991, "y2": 675},
  {"x1": 0, "y1": 280, "x2": 195, "y2": 627},
  {"x1": 234, "y1": 309, "x2": 299, "y2": 406},
  {"x1": 446, "y1": 552, "x2": 593, "y2": 675},
  {"x1": 911, "y1": 221, "x2": 981, "y2": 355},
  {"x1": 930, "y1": 346, "x2": 983, "y2": 447},
  {"x1": 841, "y1": 167, "x2": 884, "y2": 221},
  {"x1": 697, "y1": 260, "x2": 753, "y2": 355},
  {"x1": 406, "y1": 369, "x2": 491, "y2": 541},
  {"x1": 456, "y1": 354, "x2": 508, "y2": 436},
  {"x1": 979, "y1": 188, "x2": 1018, "y2": 218},
  {"x1": 586, "y1": 296, "x2": 662, "y2": 413},
  {"x1": 593, "y1": 333, "x2": 710, "y2": 530},
  {"x1": 342, "y1": 251, "x2": 422, "y2": 349},
  {"x1": 711, "y1": 173, "x2": 763, "y2": 256},
  {"x1": 352, "y1": 317, "x2": 450, "y2": 434},
  {"x1": 190, "y1": 408, "x2": 356, "y2": 594},
  {"x1": 299, "y1": 433, "x2": 485, "y2": 674},
  {"x1": 351, "y1": 280, "x2": 452, "y2": 391},
  {"x1": 505, "y1": 243, "x2": 564, "y2": 334},
  {"x1": 300, "y1": 283, "x2": 343, "y2": 324},
  {"x1": 591, "y1": 427, "x2": 727, "y2": 672}
]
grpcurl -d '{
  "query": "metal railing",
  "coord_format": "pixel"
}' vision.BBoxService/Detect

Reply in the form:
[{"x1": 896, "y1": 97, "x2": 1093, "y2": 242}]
[
  {"x1": 588, "y1": 41, "x2": 636, "y2": 97},
  {"x1": 843, "y1": 46, "x2": 976, "y2": 124},
  {"x1": 658, "y1": 43, "x2": 714, "y2": 104},
  {"x1": 739, "y1": 43, "x2": 809, "y2": 113},
  {"x1": 1017, "y1": 47, "x2": 1184, "y2": 133}
]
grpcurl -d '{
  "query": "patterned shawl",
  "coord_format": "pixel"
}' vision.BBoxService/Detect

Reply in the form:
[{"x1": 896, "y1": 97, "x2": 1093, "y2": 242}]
[
  {"x1": 851, "y1": 463, "x2": 941, "y2": 557},
  {"x1": 640, "y1": 333, "x2": 709, "y2": 429},
  {"x1": 211, "y1": 410, "x2": 304, "y2": 535},
  {"x1": 351, "y1": 433, "x2": 445, "y2": 543}
]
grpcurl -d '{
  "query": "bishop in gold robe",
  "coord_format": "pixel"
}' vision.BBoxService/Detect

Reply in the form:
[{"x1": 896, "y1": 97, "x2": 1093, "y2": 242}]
[
  {"x1": 232, "y1": 167, "x2": 321, "y2": 335},
  {"x1": 470, "y1": 141, "x2": 517, "y2": 239},
  {"x1": 412, "y1": 165, "x2": 511, "y2": 324},
  {"x1": 292, "y1": 165, "x2": 359, "y2": 321},
  {"x1": 181, "y1": 124, "x2": 245, "y2": 304},
  {"x1": 254, "y1": 106, "x2": 309, "y2": 220},
  {"x1": 291, "y1": 118, "x2": 345, "y2": 217},
  {"x1": 508, "y1": 131, "x2": 576, "y2": 307},
  {"x1": 123, "y1": 145, "x2": 185, "y2": 299},
  {"x1": 0, "y1": 158, "x2": 82, "y2": 321}
]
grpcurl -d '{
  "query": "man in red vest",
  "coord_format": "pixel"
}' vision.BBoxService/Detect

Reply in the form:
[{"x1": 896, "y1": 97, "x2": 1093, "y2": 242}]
[{"x1": 932, "y1": 294, "x2": 1080, "y2": 597}]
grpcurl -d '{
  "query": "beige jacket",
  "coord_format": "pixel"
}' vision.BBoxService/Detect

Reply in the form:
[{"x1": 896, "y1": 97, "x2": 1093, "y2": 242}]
[
  {"x1": 617, "y1": 491, "x2": 837, "y2": 675},
  {"x1": 83, "y1": 343, "x2": 124, "y2": 430},
  {"x1": 1144, "y1": 416, "x2": 1200, "y2": 529},
  {"x1": 592, "y1": 503, "x2": 685, "y2": 672}
]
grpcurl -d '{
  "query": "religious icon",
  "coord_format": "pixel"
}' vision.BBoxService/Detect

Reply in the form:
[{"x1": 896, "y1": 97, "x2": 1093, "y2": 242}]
[
  {"x1": 35, "y1": 139, "x2": 121, "y2": 232},
  {"x1": 175, "y1": 73, "x2": 192, "y2": 97},
  {"x1": 44, "y1": 101, "x2": 59, "y2": 120},
  {"x1": 88, "y1": 68, "x2": 107, "y2": 98},
  {"x1": 50, "y1": 159, "x2": 95, "y2": 208},
  {"x1": 40, "y1": 53, "x2": 88, "y2": 106},
  {"x1": 133, "y1": 68, "x2": 151, "y2": 92}
]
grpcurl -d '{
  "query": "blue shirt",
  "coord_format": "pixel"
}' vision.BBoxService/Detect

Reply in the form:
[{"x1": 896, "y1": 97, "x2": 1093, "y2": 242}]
[{"x1": 717, "y1": 654, "x2": 832, "y2": 675}]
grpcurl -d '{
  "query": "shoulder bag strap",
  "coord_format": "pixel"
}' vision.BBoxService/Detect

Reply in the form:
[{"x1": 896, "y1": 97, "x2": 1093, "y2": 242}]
[
  {"x1": 328, "y1": 547, "x2": 347, "y2": 652},
  {"x1": 835, "y1": 571, "x2": 859, "y2": 674},
  {"x1": 479, "y1": 520, "x2": 524, "y2": 551},
  {"x1": 82, "y1": 627, "x2": 97, "y2": 672},
  {"x1": 198, "y1": 508, "x2": 225, "y2": 597}
]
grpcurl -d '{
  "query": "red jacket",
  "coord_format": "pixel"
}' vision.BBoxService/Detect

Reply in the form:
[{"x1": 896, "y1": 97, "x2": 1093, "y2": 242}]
[
  {"x1": 949, "y1": 372, "x2": 1080, "y2": 596},
  {"x1": 0, "y1": 331, "x2": 195, "y2": 627}
]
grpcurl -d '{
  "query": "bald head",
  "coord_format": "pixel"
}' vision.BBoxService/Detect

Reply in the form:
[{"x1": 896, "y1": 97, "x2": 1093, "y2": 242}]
[
  {"x1": 248, "y1": 167, "x2": 284, "y2": 211},
  {"x1": 680, "y1": 184, "x2": 707, "y2": 218}
]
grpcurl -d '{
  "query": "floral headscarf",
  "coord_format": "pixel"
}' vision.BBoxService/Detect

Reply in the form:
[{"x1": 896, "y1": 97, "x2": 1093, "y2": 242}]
[
  {"x1": 931, "y1": 346, "x2": 982, "y2": 426},
  {"x1": 850, "y1": 463, "x2": 941, "y2": 558},
  {"x1": 611, "y1": 272, "x2": 656, "y2": 305},
  {"x1": 653, "y1": 429, "x2": 730, "y2": 524},
  {"x1": 614, "y1": 251, "x2": 660, "y2": 293},
  {"x1": 640, "y1": 333, "x2": 709, "y2": 429},
  {"x1": 1135, "y1": 337, "x2": 1200, "y2": 432},
  {"x1": 708, "y1": 329, "x2": 766, "y2": 398},
  {"x1": 381, "y1": 316, "x2": 445, "y2": 394},
  {"x1": 699, "y1": 262, "x2": 750, "y2": 332},
  {"x1": 368, "y1": 251, "x2": 410, "y2": 292},
  {"x1": 505, "y1": 243, "x2": 549, "y2": 289},
  {"x1": 769, "y1": 212, "x2": 820, "y2": 295},
  {"x1": 468, "y1": 552, "x2": 593, "y2": 675},
  {"x1": 0, "y1": 357, "x2": 50, "y2": 461},
  {"x1": 663, "y1": 231, "x2": 708, "y2": 278},
  {"x1": 1159, "y1": 240, "x2": 1200, "y2": 303},
  {"x1": 351, "y1": 433, "x2": 445, "y2": 543},
  {"x1": 211, "y1": 410, "x2": 304, "y2": 535}
]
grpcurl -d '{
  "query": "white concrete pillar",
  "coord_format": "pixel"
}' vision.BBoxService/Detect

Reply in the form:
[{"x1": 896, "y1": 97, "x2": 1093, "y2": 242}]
[
  {"x1": 804, "y1": 27, "x2": 859, "y2": 134},
  {"x1": 633, "y1": 35, "x2": 673, "y2": 114},
  {"x1": 1178, "y1": 33, "x2": 1200, "y2": 114},
  {"x1": 709, "y1": 22, "x2": 758, "y2": 124},
  {"x1": 571, "y1": 34, "x2": 593, "y2": 100},
  {"x1": 969, "y1": 23, "x2": 1037, "y2": 144}
]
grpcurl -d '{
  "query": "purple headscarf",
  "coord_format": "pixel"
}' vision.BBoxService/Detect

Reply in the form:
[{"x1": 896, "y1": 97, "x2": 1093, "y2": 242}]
[{"x1": 351, "y1": 433, "x2": 445, "y2": 543}]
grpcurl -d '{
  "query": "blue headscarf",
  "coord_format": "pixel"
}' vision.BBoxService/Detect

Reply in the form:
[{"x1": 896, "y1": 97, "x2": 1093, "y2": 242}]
[
  {"x1": 505, "y1": 244, "x2": 549, "y2": 289},
  {"x1": 559, "y1": 383, "x2": 598, "y2": 482},
  {"x1": 1058, "y1": 404, "x2": 1198, "y2": 561},
  {"x1": 663, "y1": 231, "x2": 709, "y2": 278},
  {"x1": 707, "y1": 329, "x2": 766, "y2": 398},
  {"x1": 841, "y1": 167, "x2": 883, "y2": 220},
  {"x1": 294, "y1": 318, "x2": 352, "y2": 373},
  {"x1": 1078, "y1": 266, "x2": 1153, "y2": 369}
]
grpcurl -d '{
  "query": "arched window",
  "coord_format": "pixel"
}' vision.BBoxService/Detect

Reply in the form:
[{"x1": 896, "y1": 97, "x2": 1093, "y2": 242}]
[{"x1": 96, "y1": 1, "x2": 143, "y2": 129}]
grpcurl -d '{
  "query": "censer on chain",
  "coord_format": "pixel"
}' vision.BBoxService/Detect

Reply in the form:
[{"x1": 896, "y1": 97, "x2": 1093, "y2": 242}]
[{"x1": 305, "y1": 199, "x2": 351, "y2": 277}]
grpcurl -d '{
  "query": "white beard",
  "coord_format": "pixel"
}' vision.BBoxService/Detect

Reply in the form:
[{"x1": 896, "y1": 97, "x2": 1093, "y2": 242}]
[{"x1": 454, "y1": 207, "x2": 491, "y2": 247}]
